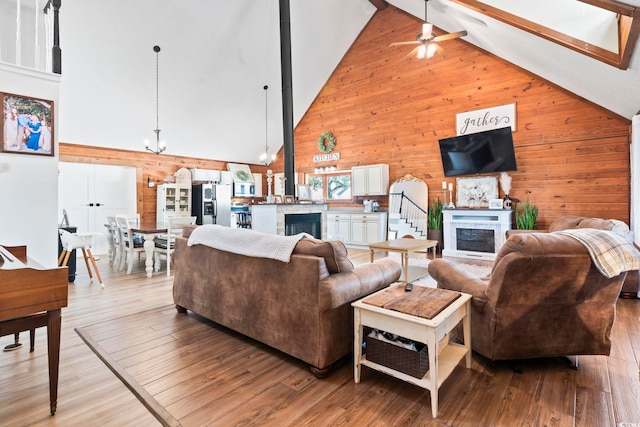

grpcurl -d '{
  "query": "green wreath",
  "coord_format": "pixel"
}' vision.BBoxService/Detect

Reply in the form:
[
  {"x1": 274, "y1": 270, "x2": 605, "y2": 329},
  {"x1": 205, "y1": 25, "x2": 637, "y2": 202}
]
[{"x1": 317, "y1": 132, "x2": 336, "y2": 153}]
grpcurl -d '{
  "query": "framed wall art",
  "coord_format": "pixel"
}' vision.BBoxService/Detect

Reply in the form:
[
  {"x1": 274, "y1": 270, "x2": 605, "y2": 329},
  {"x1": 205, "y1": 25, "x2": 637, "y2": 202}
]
[
  {"x1": 296, "y1": 184, "x2": 311, "y2": 201},
  {"x1": 1, "y1": 92, "x2": 54, "y2": 156},
  {"x1": 456, "y1": 176, "x2": 498, "y2": 208},
  {"x1": 226, "y1": 163, "x2": 254, "y2": 182}
]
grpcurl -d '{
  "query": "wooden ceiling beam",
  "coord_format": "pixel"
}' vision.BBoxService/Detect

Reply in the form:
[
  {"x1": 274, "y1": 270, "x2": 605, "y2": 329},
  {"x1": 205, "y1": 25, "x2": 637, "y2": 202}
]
[{"x1": 369, "y1": 0, "x2": 388, "y2": 11}]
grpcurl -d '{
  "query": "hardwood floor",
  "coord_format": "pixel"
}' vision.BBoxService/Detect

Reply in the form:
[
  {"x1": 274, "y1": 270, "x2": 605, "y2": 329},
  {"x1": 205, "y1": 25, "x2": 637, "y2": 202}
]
[{"x1": 1, "y1": 249, "x2": 639, "y2": 426}]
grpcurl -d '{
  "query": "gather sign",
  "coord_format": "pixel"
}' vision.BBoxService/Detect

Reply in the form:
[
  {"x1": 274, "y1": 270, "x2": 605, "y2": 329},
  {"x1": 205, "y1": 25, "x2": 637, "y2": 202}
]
[{"x1": 456, "y1": 103, "x2": 516, "y2": 135}]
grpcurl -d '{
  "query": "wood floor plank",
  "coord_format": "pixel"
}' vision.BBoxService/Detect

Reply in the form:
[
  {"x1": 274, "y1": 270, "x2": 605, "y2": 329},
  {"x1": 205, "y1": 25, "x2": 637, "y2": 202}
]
[
  {"x1": 1, "y1": 250, "x2": 639, "y2": 426},
  {"x1": 535, "y1": 360, "x2": 578, "y2": 427},
  {"x1": 492, "y1": 362, "x2": 544, "y2": 426},
  {"x1": 608, "y1": 356, "x2": 640, "y2": 424}
]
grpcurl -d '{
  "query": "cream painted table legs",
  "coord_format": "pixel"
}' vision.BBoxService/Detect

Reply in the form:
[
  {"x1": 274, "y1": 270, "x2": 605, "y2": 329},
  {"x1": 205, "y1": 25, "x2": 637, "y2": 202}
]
[
  {"x1": 352, "y1": 289, "x2": 472, "y2": 418},
  {"x1": 368, "y1": 238, "x2": 438, "y2": 282}
]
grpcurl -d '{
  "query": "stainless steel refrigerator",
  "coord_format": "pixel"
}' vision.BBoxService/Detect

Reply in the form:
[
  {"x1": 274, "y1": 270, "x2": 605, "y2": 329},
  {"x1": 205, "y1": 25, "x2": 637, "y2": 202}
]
[{"x1": 192, "y1": 183, "x2": 231, "y2": 226}]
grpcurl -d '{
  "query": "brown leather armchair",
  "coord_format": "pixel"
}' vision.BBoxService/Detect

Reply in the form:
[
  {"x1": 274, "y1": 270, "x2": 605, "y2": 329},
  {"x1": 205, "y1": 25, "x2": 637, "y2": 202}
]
[
  {"x1": 507, "y1": 215, "x2": 638, "y2": 298},
  {"x1": 428, "y1": 232, "x2": 627, "y2": 362}
]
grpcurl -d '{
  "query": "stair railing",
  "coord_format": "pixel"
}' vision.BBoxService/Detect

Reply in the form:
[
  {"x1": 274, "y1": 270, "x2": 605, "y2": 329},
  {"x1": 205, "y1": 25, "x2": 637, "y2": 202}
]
[
  {"x1": 1, "y1": 0, "x2": 61, "y2": 74},
  {"x1": 389, "y1": 191, "x2": 427, "y2": 236}
]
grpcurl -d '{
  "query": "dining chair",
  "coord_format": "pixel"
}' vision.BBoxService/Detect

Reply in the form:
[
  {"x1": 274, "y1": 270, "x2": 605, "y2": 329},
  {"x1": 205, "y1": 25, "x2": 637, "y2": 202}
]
[
  {"x1": 154, "y1": 216, "x2": 196, "y2": 276},
  {"x1": 58, "y1": 229, "x2": 104, "y2": 287},
  {"x1": 115, "y1": 214, "x2": 145, "y2": 274},
  {"x1": 105, "y1": 216, "x2": 121, "y2": 268}
]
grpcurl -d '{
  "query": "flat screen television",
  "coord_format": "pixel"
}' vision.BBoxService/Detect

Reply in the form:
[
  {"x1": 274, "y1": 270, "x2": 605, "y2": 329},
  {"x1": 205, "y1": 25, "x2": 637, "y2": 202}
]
[{"x1": 438, "y1": 127, "x2": 517, "y2": 177}]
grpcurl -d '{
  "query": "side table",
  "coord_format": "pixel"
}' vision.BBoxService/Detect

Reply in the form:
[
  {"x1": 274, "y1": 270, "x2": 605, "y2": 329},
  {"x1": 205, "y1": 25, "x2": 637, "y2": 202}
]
[{"x1": 352, "y1": 285, "x2": 472, "y2": 418}]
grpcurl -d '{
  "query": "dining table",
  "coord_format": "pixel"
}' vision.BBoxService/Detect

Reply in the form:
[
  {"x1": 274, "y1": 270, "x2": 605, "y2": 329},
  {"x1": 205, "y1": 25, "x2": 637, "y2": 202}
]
[{"x1": 130, "y1": 222, "x2": 167, "y2": 278}]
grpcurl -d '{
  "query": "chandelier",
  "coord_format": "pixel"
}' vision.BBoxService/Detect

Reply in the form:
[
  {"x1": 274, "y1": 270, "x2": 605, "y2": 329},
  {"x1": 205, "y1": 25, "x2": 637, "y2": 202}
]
[
  {"x1": 144, "y1": 45, "x2": 166, "y2": 155},
  {"x1": 259, "y1": 85, "x2": 276, "y2": 166}
]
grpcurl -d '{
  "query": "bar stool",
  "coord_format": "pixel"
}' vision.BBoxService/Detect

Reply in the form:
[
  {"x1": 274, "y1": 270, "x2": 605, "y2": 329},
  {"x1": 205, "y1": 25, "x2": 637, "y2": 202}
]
[{"x1": 58, "y1": 229, "x2": 104, "y2": 287}]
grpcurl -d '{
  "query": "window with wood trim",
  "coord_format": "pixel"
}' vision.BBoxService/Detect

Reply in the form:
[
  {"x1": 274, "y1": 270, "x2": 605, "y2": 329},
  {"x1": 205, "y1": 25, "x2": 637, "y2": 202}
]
[
  {"x1": 308, "y1": 172, "x2": 352, "y2": 201},
  {"x1": 452, "y1": 0, "x2": 640, "y2": 69}
]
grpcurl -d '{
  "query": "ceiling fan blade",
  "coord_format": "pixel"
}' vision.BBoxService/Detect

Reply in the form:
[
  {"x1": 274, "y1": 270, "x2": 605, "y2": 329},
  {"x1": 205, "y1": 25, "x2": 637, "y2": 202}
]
[
  {"x1": 390, "y1": 41, "x2": 421, "y2": 47},
  {"x1": 402, "y1": 45, "x2": 423, "y2": 60},
  {"x1": 432, "y1": 30, "x2": 467, "y2": 42}
]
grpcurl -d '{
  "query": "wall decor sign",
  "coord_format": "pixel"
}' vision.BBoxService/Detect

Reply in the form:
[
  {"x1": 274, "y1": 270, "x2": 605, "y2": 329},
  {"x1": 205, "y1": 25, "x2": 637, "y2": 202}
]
[
  {"x1": 1, "y1": 92, "x2": 54, "y2": 156},
  {"x1": 456, "y1": 103, "x2": 516, "y2": 136},
  {"x1": 313, "y1": 152, "x2": 340, "y2": 162},
  {"x1": 456, "y1": 176, "x2": 498, "y2": 208},
  {"x1": 226, "y1": 163, "x2": 254, "y2": 182}
]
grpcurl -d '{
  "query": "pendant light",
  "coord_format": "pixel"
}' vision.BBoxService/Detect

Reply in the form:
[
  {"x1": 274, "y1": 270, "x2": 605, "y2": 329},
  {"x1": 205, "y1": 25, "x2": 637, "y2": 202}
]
[
  {"x1": 144, "y1": 45, "x2": 166, "y2": 154},
  {"x1": 259, "y1": 85, "x2": 276, "y2": 166}
]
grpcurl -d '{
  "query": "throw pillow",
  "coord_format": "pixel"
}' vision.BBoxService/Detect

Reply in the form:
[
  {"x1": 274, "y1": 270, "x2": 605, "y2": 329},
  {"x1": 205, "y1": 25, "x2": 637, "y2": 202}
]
[{"x1": 294, "y1": 237, "x2": 354, "y2": 274}]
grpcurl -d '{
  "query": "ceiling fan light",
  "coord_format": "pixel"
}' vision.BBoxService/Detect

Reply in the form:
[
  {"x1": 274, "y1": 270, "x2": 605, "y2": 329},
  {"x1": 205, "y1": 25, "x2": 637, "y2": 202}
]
[
  {"x1": 422, "y1": 23, "x2": 433, "y2": 39},
  {"x1": 427, "y1": 43, "x2": 438, "y2": 58},
  {"x1": 417, "y1": 44, "x2": 427, "y2": 59}
]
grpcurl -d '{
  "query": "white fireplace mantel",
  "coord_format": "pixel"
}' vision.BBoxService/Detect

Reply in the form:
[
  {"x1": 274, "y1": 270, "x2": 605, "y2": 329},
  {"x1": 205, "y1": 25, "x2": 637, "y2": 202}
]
[
  {"x1": 442, "y1": 208, "x2": 512, "y2": 261},
  {"x1": 251, "y1": 203, "x2": 328, "y2": 238}
]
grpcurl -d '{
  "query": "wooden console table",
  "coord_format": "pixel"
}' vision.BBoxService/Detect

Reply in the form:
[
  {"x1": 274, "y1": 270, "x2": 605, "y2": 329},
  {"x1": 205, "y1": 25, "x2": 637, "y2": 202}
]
[{"x1": 0, "y1": 245, "x2": 68, "y2": 415}]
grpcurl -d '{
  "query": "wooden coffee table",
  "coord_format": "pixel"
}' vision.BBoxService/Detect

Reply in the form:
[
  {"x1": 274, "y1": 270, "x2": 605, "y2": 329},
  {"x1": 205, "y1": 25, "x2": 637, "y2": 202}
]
[
  {"x1": 369, "y1": 238, "x2": 438, "y2": 282},
  {"x1": 352, "y1": 285, "x2": 472, "y2": 418}
]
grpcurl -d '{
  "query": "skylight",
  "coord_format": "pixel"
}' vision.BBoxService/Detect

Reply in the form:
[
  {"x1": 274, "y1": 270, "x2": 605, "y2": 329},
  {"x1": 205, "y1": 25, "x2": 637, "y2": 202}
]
[
  {"x1": 452, "y1": 0, "x2": 640, "y2": 69},
  {"x1": 481, "y1": 0, "x2": 618, "y2": 52}
]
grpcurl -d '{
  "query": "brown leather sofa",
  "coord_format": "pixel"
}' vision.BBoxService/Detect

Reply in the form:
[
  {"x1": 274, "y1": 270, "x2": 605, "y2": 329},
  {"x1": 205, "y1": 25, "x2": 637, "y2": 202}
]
[
  {"x1": 428, "y1": 232, "x2": 628, "y2": 362},
  {"x1": 507, "y1": 215, "x2": 638, "y2": 298},
  {"x1": 172, "y1": 228, "x2": 402, "y2": 376}
]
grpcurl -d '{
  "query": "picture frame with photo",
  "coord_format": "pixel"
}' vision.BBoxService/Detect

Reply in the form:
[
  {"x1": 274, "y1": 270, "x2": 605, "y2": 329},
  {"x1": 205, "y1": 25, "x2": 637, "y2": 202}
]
[
  {"x1": 273, "y1": 195, "x2": 283, "y2": 204},
  {"x1": 489, "y1": 198, "x2": 504, "y2": 209},
  {"x1": 1, "y1": 92, "x2": 54, "y2": 156},
  {"x1": 284, "y1": 195, "x2": 295, "y2": 204}
]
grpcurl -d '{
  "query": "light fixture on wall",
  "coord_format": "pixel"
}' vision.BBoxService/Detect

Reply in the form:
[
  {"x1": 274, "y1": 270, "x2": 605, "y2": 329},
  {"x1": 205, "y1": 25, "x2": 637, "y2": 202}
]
[
  {"x1": 259, "y1": 85, "x2": 276, "y2": 166},
  {"x1": 144, "y1": 45, "x2": 166, "y2": 155}
]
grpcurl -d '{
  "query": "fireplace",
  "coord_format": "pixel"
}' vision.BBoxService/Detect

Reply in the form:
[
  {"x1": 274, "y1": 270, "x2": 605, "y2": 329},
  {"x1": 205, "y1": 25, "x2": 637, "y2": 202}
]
[
  {"x1": 456, "y1": 228, "x2": 495, "y2": 253},
  {"x1": 285, "y1": 213, "x2": 322, "y2": 239},
  {"x1": 442, "y1": 209, "x2": 512, "y2": 260}
]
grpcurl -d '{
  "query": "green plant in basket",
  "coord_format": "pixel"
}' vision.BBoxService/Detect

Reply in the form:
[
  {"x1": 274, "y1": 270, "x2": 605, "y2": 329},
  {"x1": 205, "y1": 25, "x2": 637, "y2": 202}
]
[
  {"x1": 427, "y1": 198, "x2": 443, "y2": 231},
  {"x1": 515, "y1": 196, "x2": 539, "y2": 230}
]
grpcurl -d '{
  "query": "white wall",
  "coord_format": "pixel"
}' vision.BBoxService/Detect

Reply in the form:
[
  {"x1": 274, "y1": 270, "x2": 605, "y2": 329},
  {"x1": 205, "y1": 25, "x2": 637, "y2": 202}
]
[{"x1": 0, "y1": 63, "x2": 61, "y2": 266}]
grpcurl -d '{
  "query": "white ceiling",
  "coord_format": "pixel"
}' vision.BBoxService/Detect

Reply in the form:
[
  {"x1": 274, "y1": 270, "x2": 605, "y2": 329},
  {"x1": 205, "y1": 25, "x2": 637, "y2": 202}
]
[{"x1": 58, "y1": 0, "x2": 640, "y2": 165}]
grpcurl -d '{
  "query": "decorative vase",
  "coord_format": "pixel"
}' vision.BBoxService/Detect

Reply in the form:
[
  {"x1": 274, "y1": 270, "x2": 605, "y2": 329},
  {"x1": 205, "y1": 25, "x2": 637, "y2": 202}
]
[{"x1": 503, "y1": 194, "x2": 512, "y2": 209}]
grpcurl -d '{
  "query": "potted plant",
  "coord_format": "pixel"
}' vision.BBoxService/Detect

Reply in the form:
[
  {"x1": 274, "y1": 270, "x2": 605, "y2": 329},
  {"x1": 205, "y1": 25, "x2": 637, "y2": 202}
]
[
  {"x1": 515, "y1": 196, "x2": 539, "y2": 230},
  {"x1": 428, "y1": 198, "x2": 444, "y2": 250}
]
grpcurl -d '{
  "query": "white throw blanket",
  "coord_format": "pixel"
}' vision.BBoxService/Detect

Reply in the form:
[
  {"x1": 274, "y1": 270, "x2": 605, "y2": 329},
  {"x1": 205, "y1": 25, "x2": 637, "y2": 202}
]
[
  {"x1": 557, "y1": 229, "x2": 640, "y2": 278},
  {"x1": 187, "y1": 224, "x2": 310, "y2": 262}
]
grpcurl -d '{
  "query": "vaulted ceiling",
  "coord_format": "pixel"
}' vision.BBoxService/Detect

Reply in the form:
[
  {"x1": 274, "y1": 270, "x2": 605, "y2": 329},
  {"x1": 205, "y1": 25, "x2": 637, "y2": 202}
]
[{"x1": 58, "y1": 0, "x2": 640, "y2": 165}]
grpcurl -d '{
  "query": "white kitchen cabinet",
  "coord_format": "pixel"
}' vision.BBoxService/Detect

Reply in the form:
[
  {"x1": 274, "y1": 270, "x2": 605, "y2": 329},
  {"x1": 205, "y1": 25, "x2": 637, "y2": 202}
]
[
  {"x1": 253, "y1": 173, "x2": 263, "y2": 197},
  {"x1": 190, "y1": 168, "x2": 220, "y2": 183},
  {"x1": 156, "y1": 184, "x2": 192, "y2": 223},
  {"x1": 220, "y1": 171, "x2": 234, "y2": 185},
  {"x1": 326, "y1": 212, "x2": 351, "y2": 243},
  {"x1": 351, "y1": 164, "x2": 389, "y2": 196},
  {"x1": 327, "y1": 211, "x2": 387, "y2": 246},
  {"x1": 350, "y1": 213, "x2": 385, "y2": 245}
]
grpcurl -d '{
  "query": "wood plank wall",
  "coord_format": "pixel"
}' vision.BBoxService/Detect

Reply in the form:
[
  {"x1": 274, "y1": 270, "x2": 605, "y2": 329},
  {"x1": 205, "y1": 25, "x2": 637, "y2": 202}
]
[
  {"x1": 60, "y1": 6, "x2": 631, "y2": 229},
  {"x1": 287, "y1": 6, "x2": 632, "y2": 228},
  {"x1": 59, "y1": 144, "x2": 270, "y2": 222}
]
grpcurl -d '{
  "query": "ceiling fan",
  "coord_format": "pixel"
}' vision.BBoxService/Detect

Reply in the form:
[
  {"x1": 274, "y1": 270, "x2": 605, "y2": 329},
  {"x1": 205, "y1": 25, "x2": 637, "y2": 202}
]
[{"x1": 390, "y1": 0, "x2": 467, "y2": 59}]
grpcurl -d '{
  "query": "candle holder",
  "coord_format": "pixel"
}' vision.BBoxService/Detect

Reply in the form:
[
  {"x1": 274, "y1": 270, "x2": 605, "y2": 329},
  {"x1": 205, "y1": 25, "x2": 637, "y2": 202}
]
[
  {"x1": 266, "y1": 170, "x2": 274, "y2": 204},
  {"x1": 448, "y1": 188, "x2": 456, "y2": 209}
]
